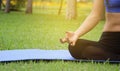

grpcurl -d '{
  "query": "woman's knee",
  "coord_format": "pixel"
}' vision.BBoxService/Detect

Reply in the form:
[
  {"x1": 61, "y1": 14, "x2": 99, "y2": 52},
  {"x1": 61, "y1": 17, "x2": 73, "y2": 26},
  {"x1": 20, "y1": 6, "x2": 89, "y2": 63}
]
[
  {"x1": 68, "y1": 43, "x2": 83, "y2": 59},
  {"x1": 68, "y1": 44, "x2": 78, "y2": 58}
]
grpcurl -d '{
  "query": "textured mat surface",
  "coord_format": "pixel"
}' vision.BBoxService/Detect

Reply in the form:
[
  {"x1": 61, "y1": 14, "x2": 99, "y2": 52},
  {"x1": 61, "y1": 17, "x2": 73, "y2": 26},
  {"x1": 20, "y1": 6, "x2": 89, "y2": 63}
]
[{"x1": 0, "y1": 49, "x2": 120, "y2": 63}]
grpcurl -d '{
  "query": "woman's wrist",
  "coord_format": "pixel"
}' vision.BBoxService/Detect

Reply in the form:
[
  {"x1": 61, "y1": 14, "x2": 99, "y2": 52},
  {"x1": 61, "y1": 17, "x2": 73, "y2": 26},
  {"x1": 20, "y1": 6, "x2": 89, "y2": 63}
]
[{"x1": 74, "y1": 31, "x2": 80, "y2": 39}]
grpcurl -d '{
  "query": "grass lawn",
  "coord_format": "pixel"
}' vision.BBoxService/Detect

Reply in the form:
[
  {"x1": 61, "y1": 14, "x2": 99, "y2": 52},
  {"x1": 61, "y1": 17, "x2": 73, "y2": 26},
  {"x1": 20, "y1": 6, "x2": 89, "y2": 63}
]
[{"x1": 0, "y1": 3, "x2": 120, "y2": 71}]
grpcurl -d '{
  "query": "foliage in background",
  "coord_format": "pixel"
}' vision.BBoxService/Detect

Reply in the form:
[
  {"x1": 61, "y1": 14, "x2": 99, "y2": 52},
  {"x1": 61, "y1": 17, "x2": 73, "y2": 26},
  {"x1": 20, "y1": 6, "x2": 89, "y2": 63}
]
[
  {"x1": 2, "y1": 0, "x2": 26, "y2": 10},
  {"x1": 2, "y1": 0, "x2": 93, "y2": 10}
]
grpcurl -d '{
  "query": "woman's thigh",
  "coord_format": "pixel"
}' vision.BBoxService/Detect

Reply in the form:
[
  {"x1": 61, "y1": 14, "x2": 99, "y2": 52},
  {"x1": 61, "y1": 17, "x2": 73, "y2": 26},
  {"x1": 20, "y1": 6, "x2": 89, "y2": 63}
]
[{"x1": 68, "y1": 39, "x2": 120, "y2": 60}]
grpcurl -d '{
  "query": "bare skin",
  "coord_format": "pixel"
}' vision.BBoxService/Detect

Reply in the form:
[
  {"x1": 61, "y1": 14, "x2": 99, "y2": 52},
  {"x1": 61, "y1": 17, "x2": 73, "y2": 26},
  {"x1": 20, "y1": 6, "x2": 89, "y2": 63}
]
[
  {"x1": 103, "y1": 13, "x2": 120, "y2": 32},
  {"x1": 60, "y1": 0, "x2": 120, "y2": 46}
]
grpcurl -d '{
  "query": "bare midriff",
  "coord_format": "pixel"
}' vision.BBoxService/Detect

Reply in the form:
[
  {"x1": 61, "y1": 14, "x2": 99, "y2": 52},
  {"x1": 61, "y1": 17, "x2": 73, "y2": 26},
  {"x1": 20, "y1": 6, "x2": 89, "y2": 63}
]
[{"x1": 103, "y1": 13, "x2": 120, "y2": 32}]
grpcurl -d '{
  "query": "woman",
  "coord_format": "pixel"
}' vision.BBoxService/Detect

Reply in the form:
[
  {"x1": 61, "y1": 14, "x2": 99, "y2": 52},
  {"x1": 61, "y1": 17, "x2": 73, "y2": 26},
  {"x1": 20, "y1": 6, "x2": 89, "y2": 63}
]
[{"x1": 60, "y1": 0, "x2": 120, "y2": 60}]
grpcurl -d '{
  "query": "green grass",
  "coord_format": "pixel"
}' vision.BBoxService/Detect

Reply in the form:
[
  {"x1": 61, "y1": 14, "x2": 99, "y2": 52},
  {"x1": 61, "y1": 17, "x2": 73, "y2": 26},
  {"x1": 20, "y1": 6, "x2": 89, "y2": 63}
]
[
  {"x1": 0, "y1": 11, "x2": 103, "y2": 50},
  {"x1": 0, "y1": 12, "x2": 80, "y2": 50},
  {"x1": 0, "y1": 5, "x2": 120, "y2": 71},
  {"x1": 0, "y1": 61, "x2": 120, "y2": 71}
]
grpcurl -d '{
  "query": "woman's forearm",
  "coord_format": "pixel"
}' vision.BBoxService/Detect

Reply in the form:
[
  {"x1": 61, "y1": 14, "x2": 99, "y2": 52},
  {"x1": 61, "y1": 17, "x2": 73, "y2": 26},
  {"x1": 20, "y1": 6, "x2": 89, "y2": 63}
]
[{"x1": 75, "y1": 14, "x2": 101, "y2": 38}]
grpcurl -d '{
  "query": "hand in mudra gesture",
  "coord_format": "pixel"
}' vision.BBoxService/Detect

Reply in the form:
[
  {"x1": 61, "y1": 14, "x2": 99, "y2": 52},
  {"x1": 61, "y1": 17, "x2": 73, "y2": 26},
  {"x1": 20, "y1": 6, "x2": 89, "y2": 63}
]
[{"x1": 60, "y1": 31, "x2": 79, "y2": 46}]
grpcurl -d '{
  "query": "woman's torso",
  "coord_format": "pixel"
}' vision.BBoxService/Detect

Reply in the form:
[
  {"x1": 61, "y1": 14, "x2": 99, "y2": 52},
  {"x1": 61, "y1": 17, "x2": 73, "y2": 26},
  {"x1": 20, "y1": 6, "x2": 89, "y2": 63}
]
[
  {"x1": 103, "y1": 0, "x2": 120, "y2": 32},
  {"x1": 99, "y1": 0, "x2": 120, "y2": 54}
]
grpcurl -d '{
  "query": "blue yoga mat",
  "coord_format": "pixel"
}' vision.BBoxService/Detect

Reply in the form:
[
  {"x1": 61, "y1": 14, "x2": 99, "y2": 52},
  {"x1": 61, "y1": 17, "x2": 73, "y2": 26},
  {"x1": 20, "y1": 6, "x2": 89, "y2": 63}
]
[{"x1": 0, "y1": 49, "x2": 120, "y2": 63}]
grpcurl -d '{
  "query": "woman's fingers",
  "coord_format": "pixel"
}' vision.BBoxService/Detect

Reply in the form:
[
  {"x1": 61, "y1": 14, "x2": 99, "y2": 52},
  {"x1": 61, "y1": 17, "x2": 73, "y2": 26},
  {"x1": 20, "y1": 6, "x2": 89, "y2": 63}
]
[
  {"x1": 66, "y1": 31, "x2": 73, "y2": 37},
  {"x1": 71, "y1": 41, "x2": 76, "y2": 46},
  {"x1": 69, "y1": 40, "x2": 76, "y2": 46},
  {"x1": 60, "y1": 37, "x2": 71, "y2": 44},
  {"x1": 60, "y1": 37, "x2": 76, "y2": 46},
  {"x1": 60, "y1": 31, "x2": 72, "y2": 43},
  {"x1": 60, "y1": 38, "x2": 67, "y2": 43},
  {"x1": 60, "y1": 31, "x2": 77, "y2": 46}
]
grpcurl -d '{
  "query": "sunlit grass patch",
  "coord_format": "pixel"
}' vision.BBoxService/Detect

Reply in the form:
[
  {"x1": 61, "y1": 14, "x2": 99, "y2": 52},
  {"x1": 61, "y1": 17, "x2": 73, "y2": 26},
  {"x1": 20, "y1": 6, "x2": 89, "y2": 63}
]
[{"x1": 0, "y1": 5, "x2": 103, "y2": 50}]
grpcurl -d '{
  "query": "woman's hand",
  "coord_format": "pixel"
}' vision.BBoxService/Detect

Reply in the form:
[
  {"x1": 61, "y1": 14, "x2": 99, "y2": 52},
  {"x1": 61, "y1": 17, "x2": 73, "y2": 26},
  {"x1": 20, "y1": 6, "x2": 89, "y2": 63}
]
[{"x1": 60, "y1": 31, "x2": 79, "y2": 46}]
